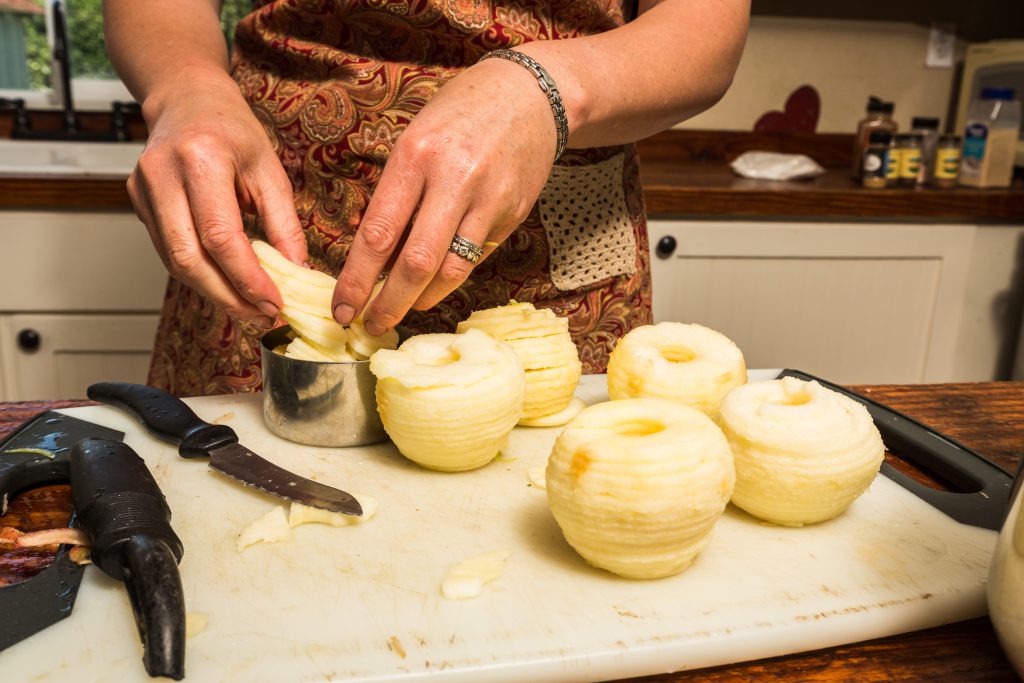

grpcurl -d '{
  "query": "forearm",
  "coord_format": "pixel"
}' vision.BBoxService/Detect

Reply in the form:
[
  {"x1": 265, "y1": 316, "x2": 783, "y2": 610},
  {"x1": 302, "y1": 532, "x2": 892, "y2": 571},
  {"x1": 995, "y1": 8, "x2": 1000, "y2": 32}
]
[
  {"x1": 102, "y1": 0, "x2": 237, "y2": 121},
  {"x1": 517, "y1": 0, "x2": 750, "y2": 148}
]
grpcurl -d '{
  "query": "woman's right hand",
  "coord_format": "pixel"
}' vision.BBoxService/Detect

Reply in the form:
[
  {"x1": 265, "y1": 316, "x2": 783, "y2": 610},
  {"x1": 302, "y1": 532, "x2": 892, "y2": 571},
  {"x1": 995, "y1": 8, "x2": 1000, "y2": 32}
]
[{"x1": 128, "y1": 70, "x2": 306, "y2": 328}]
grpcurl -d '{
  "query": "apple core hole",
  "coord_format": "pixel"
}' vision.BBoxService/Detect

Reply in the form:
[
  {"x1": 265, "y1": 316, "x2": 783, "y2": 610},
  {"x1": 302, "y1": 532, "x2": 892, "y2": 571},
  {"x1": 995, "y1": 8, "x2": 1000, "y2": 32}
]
[{"x1": 659, "y1": 344, "x2": 696, "y2": 363}]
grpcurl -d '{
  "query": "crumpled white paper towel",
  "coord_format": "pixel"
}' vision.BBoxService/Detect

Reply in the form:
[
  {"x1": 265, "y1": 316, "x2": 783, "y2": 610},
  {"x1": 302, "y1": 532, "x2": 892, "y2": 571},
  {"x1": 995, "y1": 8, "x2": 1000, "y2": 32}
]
[{"x1": 729, "y1": 151, "x2": 825, "y2": 181}]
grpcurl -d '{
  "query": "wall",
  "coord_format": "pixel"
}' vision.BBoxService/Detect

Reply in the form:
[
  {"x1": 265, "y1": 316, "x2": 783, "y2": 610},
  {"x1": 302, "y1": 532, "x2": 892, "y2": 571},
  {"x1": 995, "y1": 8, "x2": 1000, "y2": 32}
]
[{"x1": 681, "y1": 16, "x2": 967, "y2": 134}]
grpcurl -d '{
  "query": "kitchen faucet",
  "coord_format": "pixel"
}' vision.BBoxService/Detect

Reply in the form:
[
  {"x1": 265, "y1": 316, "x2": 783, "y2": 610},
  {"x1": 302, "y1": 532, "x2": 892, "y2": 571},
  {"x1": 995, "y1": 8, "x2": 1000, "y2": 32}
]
[{"x1": 0, "y1": 0, "x2": 139, "y2": 142}]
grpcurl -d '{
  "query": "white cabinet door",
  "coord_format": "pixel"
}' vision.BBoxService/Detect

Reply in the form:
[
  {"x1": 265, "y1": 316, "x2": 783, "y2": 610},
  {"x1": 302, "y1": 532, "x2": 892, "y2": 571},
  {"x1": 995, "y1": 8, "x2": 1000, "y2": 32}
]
[
  {"x1": 648, "y1": 221, "x2": 975, "y2": 384},
  {"x1": 0, "y1": 313, "x2": 160, "y2": 401}
]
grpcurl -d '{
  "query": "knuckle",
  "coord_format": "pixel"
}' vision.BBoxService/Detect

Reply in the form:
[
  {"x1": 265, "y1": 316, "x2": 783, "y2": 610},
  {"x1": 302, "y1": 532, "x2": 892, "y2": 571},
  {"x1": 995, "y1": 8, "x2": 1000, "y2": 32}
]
[
  {"x1": 175, "y1": 132, "x2": 218, "y2": 162},
  {"x1": 437, "y1": 256, "x2": 473, "y2": 284},
  {"x1": 134, "y1": 150, "x2": 165, "y2": 182},
  {"x1": 198, "y1": 220, "x2": 240, "y2": 254},
  {"x1": 402, "y1": 131, "x2": 436, "y2": 161},
  {"x1": 165, "y1": 241, "x2": 201, "y2": 279},
  {"x1": 358, "y1": 217, "x2": 402, "y2": 258},
  {"x1": 400, "y1": 242, "x2": 442, "y2": 279}
]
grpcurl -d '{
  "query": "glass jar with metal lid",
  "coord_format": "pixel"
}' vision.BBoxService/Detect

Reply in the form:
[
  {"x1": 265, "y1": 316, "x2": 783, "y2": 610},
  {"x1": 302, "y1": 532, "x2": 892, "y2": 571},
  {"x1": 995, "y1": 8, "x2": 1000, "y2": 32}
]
[
  {"x1": 895, "y1": 134, "x2": 923, "y2": 187},
  {"x1": 933, "y1": 134, "x2": 962, "y2": 188},
  {"x1": 861, "y1": 131, "x2": 893, "y2": 189}
]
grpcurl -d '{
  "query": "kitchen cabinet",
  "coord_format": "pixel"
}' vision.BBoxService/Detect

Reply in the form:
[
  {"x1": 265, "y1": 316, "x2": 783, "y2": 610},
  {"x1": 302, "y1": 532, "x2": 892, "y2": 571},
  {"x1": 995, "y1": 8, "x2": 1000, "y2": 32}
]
[
  {"x1": 0, "y1": 313, "x2": 159, "y2": 400},
  {"x1": 0, "y1": 211, "x2": 166, "y2": 400},
  {"x1": 648, "y1": 219, "x2": 1024, "y2": 384}
]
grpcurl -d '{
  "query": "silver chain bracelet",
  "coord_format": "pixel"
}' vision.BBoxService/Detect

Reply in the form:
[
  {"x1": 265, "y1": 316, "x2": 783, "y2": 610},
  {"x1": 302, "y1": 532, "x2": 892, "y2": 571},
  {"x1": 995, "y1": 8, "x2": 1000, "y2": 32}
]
[{"x1": 478, "y1": 48, "x2": 569, "y2": 161}]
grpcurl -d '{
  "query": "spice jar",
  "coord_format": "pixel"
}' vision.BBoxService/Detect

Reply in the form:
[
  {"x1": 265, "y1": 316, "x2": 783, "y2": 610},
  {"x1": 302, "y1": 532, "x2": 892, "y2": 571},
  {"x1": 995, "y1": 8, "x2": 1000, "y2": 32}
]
[
  {"x1": 861, "y1": 131, "x2": 892, "y2": 189},
  {"x1": 851, "y1": 97, "x2": 898, "y2": 180},
  {"x1": 933, "y1": 134, "x2": 962, "y2": 188},
  {"x1": 910, "y1": 116, "x2": 940, "y2": 185},
  {"x1": 895, "y1": 134, "x2": 923, "y2": 187},
  {"x1": 885, "y1": 135, "x2": 901, "y2": 185}
]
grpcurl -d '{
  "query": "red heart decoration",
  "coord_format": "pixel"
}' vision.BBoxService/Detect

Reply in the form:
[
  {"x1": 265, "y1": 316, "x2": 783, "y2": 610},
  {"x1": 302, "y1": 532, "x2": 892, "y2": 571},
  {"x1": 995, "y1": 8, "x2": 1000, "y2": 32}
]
[{"x1": 754, "y1": 85, "x2": 821, "y2": 133}]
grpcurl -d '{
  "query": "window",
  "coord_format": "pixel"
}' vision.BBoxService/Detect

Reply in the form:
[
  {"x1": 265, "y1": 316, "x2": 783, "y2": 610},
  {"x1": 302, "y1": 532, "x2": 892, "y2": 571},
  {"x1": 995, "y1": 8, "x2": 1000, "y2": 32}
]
[{"x1": 0, "y1": 0, "x2": 252, "y2": 108}]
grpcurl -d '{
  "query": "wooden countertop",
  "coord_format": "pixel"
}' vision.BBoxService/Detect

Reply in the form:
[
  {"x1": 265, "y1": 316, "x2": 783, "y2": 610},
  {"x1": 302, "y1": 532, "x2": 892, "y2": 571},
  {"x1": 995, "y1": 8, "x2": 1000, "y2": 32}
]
[
  {"x1": 1, "y1": 382, "x2": 1021, "y2": 681},
  {"x1": 2, "y1": 130, "x2": 1022, "y2": 222}
]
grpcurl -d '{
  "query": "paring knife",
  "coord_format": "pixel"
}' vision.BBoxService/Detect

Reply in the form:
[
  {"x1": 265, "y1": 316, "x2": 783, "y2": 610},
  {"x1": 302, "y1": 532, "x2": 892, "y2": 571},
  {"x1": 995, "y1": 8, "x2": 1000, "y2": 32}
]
[
  {"x1": 87, "y1": 382, "x2": 362, "y2": 516},
  {"x1": 71, "y1": 438, "x2": 186, "y2": 680}
]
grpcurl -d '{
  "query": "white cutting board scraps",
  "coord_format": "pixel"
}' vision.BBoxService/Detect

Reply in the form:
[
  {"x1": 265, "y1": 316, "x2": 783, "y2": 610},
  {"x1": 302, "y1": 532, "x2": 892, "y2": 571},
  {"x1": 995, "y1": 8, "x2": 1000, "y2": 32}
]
[{"x1": 2, "y1": 372, "x2": 997, "y2": 682}]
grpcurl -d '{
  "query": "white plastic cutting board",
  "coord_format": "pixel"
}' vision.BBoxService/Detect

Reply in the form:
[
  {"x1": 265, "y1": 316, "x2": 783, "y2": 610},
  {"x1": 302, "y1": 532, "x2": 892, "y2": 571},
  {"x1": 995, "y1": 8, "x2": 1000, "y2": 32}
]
[{"x1": 2, "y1": 372, "x2": 997, "y2": 682}]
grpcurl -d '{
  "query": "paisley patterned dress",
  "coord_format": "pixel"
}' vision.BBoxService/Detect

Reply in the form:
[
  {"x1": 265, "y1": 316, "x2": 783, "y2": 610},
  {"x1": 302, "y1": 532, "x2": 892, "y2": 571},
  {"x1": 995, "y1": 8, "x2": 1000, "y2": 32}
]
[{"x1": 148, "y1": 0, "x2": 653, "y2": 396}]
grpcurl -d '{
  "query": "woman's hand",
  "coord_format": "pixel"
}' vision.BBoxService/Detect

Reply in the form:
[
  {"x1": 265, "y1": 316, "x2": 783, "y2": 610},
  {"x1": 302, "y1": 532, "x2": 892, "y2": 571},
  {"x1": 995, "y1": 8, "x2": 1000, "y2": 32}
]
[
  {"x1": 330, "y1": 58, "x2": 561, "y2": 336},
  {"x1": 128, "y1": 71, "x2": 307, "y2": 328}
]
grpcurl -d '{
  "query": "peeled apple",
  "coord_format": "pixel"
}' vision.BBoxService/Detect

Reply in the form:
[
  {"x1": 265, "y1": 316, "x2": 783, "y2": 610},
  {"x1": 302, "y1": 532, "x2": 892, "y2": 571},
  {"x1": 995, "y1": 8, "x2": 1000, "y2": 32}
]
[
  {"x1": 251, "y1": 240, "x2": 397, "y2": 361},
  {"x1": 546, "y1": 398, "x2": 735, "y2": 579},
  {"x1": 607, "y1": 322, "x2": 746, "y2": 416},
  {"x1": 457, "y1": 301, "x2": 582, "y2": 425},
  {"x1": 717, "y1": 377, "x2": 885, "y2": 526},
  {"x1": 369, "y1": 328, "x2": 526, "y2": 472}
]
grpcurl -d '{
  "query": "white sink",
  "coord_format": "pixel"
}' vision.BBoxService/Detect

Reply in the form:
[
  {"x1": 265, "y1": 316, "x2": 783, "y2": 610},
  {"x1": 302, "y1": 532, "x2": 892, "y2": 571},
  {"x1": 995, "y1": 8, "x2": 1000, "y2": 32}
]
[{"x1": 0, "y1": 139, "x2": 144, "y2": 176}]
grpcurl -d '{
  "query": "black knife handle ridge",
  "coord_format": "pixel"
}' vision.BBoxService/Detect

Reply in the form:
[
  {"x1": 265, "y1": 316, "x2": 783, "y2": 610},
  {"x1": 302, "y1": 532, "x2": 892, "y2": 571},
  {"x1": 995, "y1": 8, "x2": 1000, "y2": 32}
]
[
  {"x1": 71, "y1": 438, "x2": 186, "y2": 680},
  {"x1": 88, "y1": 381, "x2": 238, "y2": 458}
]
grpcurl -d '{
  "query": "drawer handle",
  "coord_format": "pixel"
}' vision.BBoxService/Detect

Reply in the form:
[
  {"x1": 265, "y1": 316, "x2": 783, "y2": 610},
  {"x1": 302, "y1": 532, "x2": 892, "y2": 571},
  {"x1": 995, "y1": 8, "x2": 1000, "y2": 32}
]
[
  {"x1": 655, "y1": 235, "x2": 677, "y2": 259},
  {"x1": 17, "y1": 328, "x2": 41, "y2": 353}
]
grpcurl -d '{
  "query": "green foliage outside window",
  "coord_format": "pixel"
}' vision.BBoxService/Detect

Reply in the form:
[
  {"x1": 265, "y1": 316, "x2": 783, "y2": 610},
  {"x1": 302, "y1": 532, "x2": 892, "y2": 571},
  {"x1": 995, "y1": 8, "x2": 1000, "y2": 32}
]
[{"x1": 19, "y1": 0, "x2": 252, "y2": 91}]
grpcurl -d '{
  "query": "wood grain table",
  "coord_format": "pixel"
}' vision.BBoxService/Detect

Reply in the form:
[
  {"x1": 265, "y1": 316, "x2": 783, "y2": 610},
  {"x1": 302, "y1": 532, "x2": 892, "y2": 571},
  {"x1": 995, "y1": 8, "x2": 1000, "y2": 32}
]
[{"x1": 1, "y1": 384, "x2": 1021, "y2": 682}]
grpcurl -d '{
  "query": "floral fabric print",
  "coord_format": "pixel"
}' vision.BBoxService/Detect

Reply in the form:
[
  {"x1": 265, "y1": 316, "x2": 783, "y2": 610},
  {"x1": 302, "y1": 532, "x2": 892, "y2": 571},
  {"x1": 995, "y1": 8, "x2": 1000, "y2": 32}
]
[{"x1": 149, "y1": 0, "x2": 652, "y2": 396}]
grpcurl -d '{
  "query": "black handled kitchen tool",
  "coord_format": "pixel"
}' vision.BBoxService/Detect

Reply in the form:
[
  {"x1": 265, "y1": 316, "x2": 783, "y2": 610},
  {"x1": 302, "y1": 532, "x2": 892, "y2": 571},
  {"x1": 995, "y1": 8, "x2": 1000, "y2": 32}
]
[
  {"x1": 0, "y1": 411, "x2": 124, "y2": 652},
  {"x1": 778, "y1": 369, "x2": 1013, "y2": 531},
  {"x1": 87, "y1": 382, "x2": 362, "y2": 516},
  {"x1": 70, "y1": 438, "x2": 186, "y2": 680}
]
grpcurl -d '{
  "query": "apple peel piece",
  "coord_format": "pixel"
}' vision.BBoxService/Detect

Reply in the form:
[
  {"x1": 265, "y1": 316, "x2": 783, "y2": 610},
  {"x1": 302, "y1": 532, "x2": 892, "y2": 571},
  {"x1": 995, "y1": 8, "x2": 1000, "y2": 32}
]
[
  {"x1": 186, "y1": 612, "x2": 209, "y2": 638},
  {"x1": 441, "y1": 550, "x2": 509, "y2": 600},
  {"x1": 237, "y1": 506, "x2": 290, "y2": 552},
  {"x1": 518, "y1": 397, "x2": 586, "y2": 428},
  {"x1": 15, "y1": 527, "x2": 90, "y2": 548}
]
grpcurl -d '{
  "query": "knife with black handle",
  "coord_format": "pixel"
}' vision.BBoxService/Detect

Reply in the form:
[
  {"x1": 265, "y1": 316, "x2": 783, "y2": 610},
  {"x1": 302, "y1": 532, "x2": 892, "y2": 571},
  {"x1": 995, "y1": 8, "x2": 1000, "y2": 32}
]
[
  {"x1": 70, "y1": 438, "x2": 185, "y2": 680},
  {"x1": 87, "y1": 382, "x2": 361, "y2": 516}
]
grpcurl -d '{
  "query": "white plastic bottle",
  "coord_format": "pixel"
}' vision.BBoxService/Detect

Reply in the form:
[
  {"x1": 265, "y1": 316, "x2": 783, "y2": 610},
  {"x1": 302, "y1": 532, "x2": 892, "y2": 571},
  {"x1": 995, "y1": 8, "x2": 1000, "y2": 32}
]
[{"x1": 960, "y1": 87, "x2": 1021, "y2": 188}]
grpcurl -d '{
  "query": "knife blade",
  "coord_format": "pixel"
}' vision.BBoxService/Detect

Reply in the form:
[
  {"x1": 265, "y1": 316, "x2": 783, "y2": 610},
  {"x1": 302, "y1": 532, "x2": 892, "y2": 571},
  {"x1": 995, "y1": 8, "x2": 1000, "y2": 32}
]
[{"x1": 86, "y1": 382, "x2": 362, "y2": 516}]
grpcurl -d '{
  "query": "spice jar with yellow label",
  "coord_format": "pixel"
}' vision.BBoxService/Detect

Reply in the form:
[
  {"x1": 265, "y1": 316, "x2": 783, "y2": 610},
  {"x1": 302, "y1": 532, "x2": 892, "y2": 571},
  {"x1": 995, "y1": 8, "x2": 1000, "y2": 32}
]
[
  {"x1": 895, "y1": 134, "x2": 923, "y2": 187},
  {"x1": 933, "y1": 134, "x2": 962, "y2": 188}
]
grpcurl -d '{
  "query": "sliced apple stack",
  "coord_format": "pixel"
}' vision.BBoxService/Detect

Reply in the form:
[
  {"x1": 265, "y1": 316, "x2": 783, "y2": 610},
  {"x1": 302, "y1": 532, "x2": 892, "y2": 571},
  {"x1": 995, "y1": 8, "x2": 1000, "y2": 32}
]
[
  {"x1": 607, "y1": 322, "x2": 746, "y2": 417},
  {"x1": 718, "y1": 377, "x2": 885, "y2": 526},
  {"x1": 457, "y1": 301, "x2": 583, "y2": 427},
  {"x1": 251, "y1": 240, "x2": 397, "y2": 361},
  {"x1": 369, "y1": 328, "x2": 526, "y2": 472},
  {"x1": 546, "y1": 398, "x2": 735, "y2": 579}
]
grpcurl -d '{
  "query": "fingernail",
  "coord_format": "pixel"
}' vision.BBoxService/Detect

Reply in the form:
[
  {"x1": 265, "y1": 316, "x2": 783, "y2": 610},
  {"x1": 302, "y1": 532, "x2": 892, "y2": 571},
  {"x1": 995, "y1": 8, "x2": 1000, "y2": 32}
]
[
  {"x1": 257, "y1": 300, "x2": 279, "y2": 318},
  {"x1": 252, "y1": 315, "x2": 276, "y2": 329},
  {"x1": 365, "y1": 320, "x2": 387, "y2": 337},
  {"x1": 334, "y1": 303, "x2": 355, "y2": 325}
]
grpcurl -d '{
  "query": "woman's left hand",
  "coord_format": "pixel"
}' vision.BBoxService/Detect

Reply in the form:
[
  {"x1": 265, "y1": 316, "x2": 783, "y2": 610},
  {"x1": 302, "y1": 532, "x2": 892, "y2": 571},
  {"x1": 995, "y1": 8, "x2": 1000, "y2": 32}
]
[{"x1": 330, "y1": 57, "x2": 561, "y2": 336}]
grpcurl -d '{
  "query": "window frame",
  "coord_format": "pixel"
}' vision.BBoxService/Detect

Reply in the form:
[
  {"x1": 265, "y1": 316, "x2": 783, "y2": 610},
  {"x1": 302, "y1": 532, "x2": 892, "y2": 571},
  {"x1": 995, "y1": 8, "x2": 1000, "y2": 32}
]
[{"x1": 3, "y1": 0, "x2": 133, "y2": 111}]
